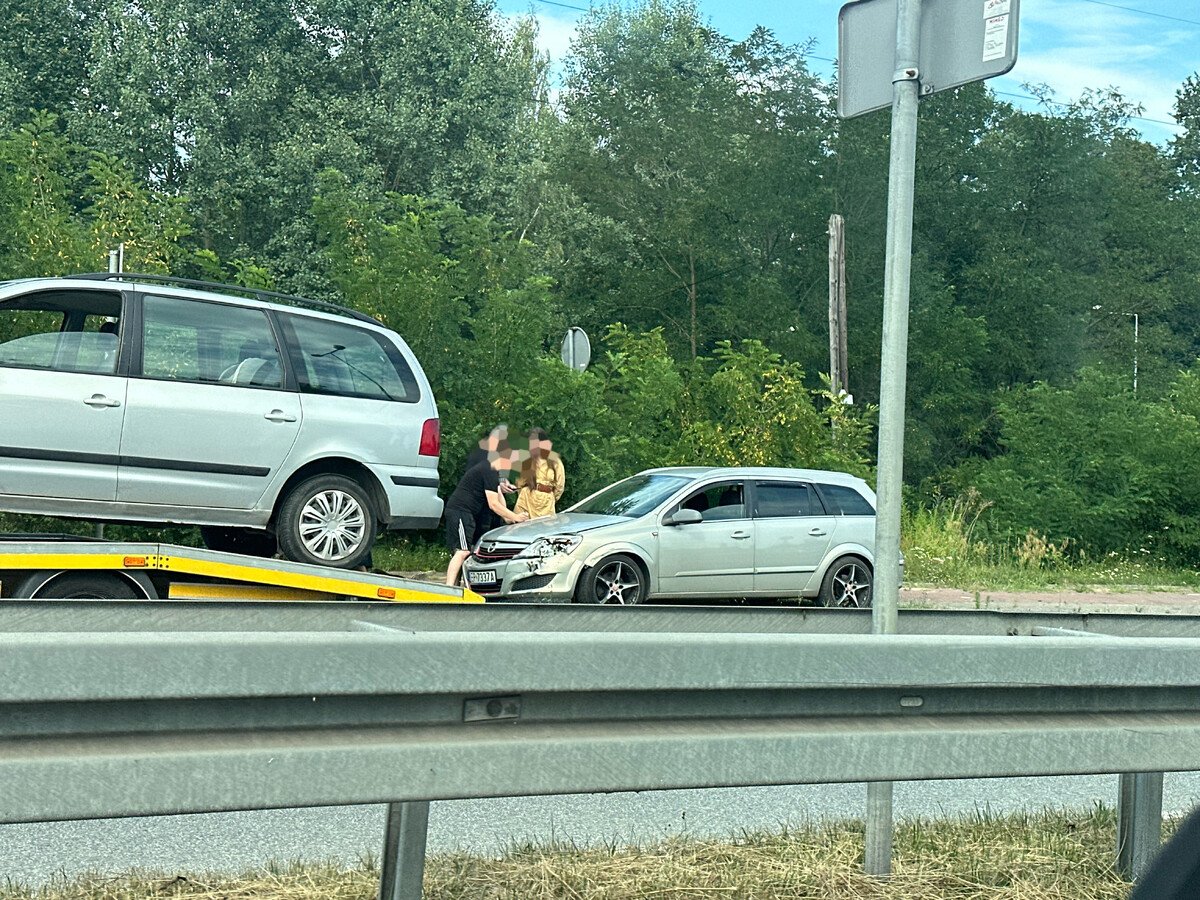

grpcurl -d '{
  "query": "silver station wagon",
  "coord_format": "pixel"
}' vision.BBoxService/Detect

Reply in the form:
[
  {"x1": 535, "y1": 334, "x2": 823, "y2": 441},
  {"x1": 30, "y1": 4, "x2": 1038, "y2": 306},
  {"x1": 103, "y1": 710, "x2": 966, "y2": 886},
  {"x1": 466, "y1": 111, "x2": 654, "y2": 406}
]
[
  {"x1": 462, "y1": 466, "x2": 882, "y2": 606},
  {"x1": 0, "y1": 273, "x2": 442, "y2": 569}
]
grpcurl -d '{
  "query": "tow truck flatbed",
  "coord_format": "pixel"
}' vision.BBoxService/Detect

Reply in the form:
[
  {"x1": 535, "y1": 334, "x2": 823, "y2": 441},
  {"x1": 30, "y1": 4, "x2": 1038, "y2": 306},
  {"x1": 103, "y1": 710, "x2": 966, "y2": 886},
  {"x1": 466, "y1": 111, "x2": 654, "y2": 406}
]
[{"x1": 0, "y1": 538, "x2": 483, "y2": 603}]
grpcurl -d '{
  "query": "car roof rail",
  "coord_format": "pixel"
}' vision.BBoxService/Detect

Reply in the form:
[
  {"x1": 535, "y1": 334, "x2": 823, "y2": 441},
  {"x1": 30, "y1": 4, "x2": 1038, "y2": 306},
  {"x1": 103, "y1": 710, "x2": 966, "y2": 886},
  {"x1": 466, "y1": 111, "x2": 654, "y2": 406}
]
[{"x1": 64, "y1": 272, "x2": 380, "y2": 325}]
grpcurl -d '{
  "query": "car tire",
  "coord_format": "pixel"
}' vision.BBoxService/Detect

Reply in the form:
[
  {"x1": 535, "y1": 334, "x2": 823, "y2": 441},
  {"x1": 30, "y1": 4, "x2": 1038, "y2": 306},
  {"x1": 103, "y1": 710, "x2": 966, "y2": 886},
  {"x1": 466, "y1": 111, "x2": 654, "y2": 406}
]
[
  {"x1": 276, "y1": 474, "x2": 377, "y2": 569},
  {"x1": 575, "y1": 553, "x2": 648, "y2": 605},
  {"x1": 818, "y1": 556, "x2": 873, "y2": 608},
  {"x1": 199, "y1": 526, "x2": 278, "y2": 558},
  {"x1": 33, "y1": 573, "x2": 138, "y2": 600}
]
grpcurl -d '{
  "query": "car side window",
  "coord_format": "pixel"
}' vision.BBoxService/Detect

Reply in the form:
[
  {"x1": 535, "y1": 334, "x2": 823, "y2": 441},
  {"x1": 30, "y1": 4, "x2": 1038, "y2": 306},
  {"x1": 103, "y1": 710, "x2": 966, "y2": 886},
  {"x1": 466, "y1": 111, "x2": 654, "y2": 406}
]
[
  {"x1": 282, "y1": 314, "x2": 419, "y2": 402},
  {"x1": 0, "y1": 291, "x2": 122, "y2": 374},
  {"x1": 675, "y1": 482, "x2": 747, "y2": 521},
  {"x1": 141, "y1": 294, "x2": 282, "y2": 388},
  {"x1": 754, "y1": 482, "x2": 825, "y2": 518},
  {"x1": 817, "y1": 483, "x2": 875, "y2": 516}
]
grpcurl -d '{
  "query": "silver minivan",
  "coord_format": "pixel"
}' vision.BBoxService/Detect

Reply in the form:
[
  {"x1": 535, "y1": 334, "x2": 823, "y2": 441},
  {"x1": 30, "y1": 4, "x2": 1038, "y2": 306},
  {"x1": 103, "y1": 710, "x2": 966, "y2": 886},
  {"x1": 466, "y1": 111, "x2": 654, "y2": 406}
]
[
  {"x1": 0, "y1": 274, "x2": 442, "y2": 569},
  {"x1": 462, "y1": 466, "x2": 882, "y2": 606}
]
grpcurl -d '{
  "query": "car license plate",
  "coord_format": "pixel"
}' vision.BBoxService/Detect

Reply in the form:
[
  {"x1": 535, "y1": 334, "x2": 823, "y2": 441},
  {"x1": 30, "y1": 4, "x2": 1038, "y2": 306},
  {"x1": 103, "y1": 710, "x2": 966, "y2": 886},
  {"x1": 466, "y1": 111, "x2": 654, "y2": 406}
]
[{"x1": 467, "y1": 570, "x2": 497, "y2": 586}]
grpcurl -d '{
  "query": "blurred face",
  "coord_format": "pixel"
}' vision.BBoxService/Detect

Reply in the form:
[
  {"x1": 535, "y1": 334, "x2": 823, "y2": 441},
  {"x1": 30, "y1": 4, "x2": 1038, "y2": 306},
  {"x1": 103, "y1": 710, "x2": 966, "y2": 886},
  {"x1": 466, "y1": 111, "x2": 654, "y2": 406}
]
[
  {"x1": 484, "y1": 426, "x2": 507, "y2": 452},
  {"x1": 489, "y1": 449, "x2": 519, "y2": 472}
]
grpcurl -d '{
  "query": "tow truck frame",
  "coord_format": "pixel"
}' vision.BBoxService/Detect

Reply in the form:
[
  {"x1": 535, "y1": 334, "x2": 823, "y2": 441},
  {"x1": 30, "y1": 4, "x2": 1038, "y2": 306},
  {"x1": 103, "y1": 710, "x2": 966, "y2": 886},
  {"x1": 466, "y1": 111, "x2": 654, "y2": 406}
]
[{"x1": 0, "y1": 536, "x2": 482, "y2": 603}]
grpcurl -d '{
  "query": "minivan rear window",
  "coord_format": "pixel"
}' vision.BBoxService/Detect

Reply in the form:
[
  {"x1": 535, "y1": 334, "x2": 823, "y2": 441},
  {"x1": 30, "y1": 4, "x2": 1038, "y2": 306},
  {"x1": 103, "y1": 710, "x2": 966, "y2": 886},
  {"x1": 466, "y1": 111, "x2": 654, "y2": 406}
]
[{"x1": 283, "y1": 314, "x2": 419, "y2": 403}]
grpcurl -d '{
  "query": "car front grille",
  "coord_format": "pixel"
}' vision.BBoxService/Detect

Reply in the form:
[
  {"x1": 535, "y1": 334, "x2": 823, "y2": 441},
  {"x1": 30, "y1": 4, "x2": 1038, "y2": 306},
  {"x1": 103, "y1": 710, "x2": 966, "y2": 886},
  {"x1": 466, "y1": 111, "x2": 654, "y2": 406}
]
[{"x1": 472, "y1": 545, "x2": 521, "y2": 562}]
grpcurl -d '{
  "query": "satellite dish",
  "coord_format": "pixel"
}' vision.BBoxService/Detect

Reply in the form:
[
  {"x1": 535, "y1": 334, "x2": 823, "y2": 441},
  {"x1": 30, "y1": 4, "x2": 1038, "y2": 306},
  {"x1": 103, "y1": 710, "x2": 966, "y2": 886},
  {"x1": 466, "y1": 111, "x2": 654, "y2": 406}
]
[{"x1": 561, "y1": 326, "x2": 591, "y2": 372}]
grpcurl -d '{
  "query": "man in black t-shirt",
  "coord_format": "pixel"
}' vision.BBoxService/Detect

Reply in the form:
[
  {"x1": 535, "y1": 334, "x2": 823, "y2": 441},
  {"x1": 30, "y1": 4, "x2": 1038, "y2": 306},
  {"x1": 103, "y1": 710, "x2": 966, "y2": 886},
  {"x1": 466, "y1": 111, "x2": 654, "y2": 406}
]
[
  {"x1": 466, "y1": 424, "x2": 517, "y2": 532},
  {"x1": 444, "y1": 449, "x2": 528, "y2": 586}
]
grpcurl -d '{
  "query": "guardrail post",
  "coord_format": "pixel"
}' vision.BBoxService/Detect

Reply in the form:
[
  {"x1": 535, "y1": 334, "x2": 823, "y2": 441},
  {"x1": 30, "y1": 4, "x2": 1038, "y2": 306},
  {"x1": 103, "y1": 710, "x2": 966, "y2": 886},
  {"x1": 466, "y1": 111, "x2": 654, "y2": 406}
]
[
  {"x1": 864, "y1": 781, "x2": 894, "y2": 876},
  {"x1": 1117, "y1": 772, "x2": 1163, "y2": 881},
  {"x1": 378, "y1": 800, "x2": 431, "y2": 900}
]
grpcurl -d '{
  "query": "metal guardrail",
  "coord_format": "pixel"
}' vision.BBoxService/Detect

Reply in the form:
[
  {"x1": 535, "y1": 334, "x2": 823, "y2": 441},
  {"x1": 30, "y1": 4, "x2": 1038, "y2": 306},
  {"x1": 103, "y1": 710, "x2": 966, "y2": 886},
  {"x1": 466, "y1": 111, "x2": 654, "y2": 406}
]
[
  {"x1": 1, "y1": 602, "x2": 1195, "y2": 897},
  {"x1": 4, "y1": 599, "x2": 1200, "y2": 636}
]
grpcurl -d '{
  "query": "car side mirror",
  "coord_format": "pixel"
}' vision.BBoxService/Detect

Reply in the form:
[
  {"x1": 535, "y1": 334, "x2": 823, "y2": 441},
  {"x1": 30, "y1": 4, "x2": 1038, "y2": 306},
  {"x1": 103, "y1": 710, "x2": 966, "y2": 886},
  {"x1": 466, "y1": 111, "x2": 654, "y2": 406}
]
[{"x1": 664, "y1": 508, "x2": 703, "y2": 526}]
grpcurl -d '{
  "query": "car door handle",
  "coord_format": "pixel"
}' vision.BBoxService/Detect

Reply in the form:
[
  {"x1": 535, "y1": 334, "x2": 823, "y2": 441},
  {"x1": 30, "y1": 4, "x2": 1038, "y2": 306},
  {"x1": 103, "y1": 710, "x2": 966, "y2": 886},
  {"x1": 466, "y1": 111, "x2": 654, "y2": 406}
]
[
  {"x1": 730, "y1": 530, "x2": 751, "y2": 539},
  {"x1": 809, "y1": 527, "x2": 828, "y2": 536},
  {"x1": 83, "y1": 394, "x2": 121, "y2": 408},
  {"x1": 264, "y1": 409, "x2": 298, "y2": 423}
]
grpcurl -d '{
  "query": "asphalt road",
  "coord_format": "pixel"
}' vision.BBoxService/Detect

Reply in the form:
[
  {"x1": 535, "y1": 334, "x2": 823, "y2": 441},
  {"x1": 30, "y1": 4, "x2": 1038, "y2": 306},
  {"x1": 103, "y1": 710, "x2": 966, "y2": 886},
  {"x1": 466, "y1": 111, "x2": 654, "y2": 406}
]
[{"x1": 3, "y1": 774, "x2": 1200, "y2": 885}]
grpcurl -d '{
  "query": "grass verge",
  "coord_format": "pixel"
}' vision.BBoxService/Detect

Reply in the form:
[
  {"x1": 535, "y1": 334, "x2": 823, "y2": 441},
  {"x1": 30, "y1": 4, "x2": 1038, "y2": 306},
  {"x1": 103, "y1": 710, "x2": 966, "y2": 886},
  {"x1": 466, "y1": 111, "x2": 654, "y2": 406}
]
[{"x1": 0, "y1": 807, "x2": 1149, "y2": 899}]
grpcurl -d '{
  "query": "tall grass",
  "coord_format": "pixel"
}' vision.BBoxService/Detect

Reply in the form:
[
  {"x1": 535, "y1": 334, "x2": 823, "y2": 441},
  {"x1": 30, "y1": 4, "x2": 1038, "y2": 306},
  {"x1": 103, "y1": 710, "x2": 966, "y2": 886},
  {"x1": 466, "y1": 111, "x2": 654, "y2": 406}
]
[{"x1": 902, "y1": 490, "x2": 1200, "y2": 590}]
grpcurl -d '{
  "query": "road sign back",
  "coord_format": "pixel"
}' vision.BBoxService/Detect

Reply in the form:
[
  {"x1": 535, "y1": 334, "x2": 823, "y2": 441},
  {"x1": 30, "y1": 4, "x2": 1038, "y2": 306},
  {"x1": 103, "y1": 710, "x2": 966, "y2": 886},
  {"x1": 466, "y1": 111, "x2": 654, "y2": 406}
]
[{"x1": 838, "y1": 0, "x2": 1020, "y2": 118}]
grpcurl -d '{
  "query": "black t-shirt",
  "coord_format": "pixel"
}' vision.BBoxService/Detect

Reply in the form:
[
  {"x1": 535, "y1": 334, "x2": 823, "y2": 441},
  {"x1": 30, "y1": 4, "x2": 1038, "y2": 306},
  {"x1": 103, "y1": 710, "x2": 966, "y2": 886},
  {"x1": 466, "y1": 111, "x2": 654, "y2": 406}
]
[
  {"x1": 446, "y1": 461, "x2": 500, "y2": 516},
  {"x1": 464, "y1": 447, "x2": 487, "y2": 471}
]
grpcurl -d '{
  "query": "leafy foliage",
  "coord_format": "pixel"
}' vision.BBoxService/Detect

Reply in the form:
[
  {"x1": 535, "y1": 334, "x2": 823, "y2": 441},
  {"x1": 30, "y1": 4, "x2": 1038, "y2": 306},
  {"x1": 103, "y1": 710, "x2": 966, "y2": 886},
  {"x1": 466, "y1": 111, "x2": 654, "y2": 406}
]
[{"x1": 957, "y1": 369, "x2": 1200, "y2": 563}]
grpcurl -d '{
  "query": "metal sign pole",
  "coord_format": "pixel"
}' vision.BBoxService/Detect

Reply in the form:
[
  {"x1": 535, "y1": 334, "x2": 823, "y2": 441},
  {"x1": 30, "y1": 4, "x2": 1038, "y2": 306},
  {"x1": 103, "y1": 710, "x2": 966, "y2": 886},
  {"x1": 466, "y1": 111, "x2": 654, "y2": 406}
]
[{"x1": 865, "y1": 0, "x2": 923, "y2": 878}]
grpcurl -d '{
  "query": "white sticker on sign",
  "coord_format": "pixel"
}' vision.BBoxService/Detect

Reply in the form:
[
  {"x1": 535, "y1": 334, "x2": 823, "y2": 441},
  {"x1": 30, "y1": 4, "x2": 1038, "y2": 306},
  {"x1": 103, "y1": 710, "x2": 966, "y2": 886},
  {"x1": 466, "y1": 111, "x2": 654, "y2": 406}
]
[
  {"x1": 984, "y1": 0, "x2": 1011, "y2": 16},
  {"x1": 982, "y1": 14, "x2": 1010, "y2": 62}
]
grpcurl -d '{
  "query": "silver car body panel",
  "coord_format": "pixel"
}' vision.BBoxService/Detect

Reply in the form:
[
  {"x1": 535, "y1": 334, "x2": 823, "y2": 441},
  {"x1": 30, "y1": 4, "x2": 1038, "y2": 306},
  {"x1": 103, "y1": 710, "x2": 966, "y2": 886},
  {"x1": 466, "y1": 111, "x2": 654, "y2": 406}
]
[
  {"x1": 463, "y1": 467, "x2": 882, "y2": 601},
  {"x1": 117, "y1": 378, "x2": 304, "y2": 509},
  {"x1": 0, "y1": 277, "x2": 443, "y2": 531},
  {"x1": 0, "y1": 369, "x2": 128, "y2": 501}
]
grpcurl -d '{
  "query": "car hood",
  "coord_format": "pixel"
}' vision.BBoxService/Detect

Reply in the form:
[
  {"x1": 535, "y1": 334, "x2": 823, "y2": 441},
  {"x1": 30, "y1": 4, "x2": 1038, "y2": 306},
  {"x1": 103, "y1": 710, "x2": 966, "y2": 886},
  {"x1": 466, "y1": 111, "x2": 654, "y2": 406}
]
[{"x1": 480, "y1": 512, "x2": 630, "y2": 544}]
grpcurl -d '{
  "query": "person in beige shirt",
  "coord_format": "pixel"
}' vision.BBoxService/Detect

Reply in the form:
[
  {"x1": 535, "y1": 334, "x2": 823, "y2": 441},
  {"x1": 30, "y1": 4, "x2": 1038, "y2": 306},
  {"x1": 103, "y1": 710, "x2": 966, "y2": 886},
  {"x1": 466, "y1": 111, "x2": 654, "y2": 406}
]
[{"x1": 514, "y1": 427, "x2": 565, "y2": 519}]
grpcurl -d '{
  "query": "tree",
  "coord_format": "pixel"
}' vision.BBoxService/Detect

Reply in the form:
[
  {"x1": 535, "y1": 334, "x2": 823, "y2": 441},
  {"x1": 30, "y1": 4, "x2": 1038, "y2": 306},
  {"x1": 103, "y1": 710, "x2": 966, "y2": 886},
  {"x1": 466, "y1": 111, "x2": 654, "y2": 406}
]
[
  {"x1": 554, "y1": 3, "x2": 828, "y2": 360},
  {"x1": 62, "y1": 0, "x2": 546, "y2": 295}
]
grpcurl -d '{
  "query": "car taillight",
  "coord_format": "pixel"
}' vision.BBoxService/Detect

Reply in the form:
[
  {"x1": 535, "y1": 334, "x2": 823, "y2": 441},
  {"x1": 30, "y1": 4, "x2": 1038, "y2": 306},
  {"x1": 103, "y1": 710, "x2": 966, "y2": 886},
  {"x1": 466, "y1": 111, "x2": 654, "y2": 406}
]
[{"x1": 419, "y1": 418, "x2": 440, "y2": 457}]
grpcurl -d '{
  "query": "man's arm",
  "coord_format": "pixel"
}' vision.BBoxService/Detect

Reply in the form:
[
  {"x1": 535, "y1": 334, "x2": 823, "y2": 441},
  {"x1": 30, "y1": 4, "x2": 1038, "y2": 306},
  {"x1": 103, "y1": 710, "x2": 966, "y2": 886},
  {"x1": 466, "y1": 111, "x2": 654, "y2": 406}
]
[{"x1": 486, "y1": 489, "x2": 526, "y2": 524}]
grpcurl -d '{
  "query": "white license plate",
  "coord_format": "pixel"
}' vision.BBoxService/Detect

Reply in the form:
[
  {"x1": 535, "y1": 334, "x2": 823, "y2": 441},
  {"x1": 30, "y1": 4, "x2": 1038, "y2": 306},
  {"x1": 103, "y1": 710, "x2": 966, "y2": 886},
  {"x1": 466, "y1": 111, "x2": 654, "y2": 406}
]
[{"x1": 467, "y1": 570, "x2": 497, "y2": 585}]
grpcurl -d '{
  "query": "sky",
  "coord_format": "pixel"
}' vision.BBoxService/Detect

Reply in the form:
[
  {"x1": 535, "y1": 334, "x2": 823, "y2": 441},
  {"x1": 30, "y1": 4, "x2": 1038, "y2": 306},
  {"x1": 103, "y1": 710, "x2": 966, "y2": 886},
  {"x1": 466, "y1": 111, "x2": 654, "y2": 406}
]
[{"x1": 494, "y1": 0, "x2": 1199, "y2": 145}]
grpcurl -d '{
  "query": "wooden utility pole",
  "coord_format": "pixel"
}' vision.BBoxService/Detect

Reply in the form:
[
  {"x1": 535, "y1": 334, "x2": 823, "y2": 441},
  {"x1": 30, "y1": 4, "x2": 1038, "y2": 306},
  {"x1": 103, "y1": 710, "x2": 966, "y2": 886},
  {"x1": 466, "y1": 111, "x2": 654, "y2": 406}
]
[{"x1": 828, "y1": 214, "x2": 849, "y2": 395}]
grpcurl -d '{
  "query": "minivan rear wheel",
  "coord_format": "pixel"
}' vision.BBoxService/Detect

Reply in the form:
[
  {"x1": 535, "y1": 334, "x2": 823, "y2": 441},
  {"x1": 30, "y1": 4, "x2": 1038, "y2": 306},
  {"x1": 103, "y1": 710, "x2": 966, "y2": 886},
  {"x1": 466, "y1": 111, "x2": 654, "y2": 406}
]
[{"x1": 277, "y1": 474, "x2": 377, "y2": 569}]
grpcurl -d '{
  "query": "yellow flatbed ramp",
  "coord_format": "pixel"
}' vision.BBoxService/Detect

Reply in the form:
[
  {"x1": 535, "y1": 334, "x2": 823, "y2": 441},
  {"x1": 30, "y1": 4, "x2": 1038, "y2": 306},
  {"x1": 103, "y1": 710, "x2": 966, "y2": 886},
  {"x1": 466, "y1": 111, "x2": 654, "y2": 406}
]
[{"x1": 0, "y1": 540, "x2": 484, "y2": 603}]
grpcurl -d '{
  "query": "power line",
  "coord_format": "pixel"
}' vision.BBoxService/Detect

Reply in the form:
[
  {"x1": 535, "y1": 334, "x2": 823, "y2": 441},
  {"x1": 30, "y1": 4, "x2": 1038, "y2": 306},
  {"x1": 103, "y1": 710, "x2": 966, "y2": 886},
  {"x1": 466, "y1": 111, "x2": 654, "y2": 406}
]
[
  {"x1": 1076, "y1": 0, "x2": 1200, "y2": 28},
  {"x1": 993, "y1": 90, "x2": 1181, "y2": 128},
  {"x1": 526, "y1": 0, "x2": 590, "y2": 11}
]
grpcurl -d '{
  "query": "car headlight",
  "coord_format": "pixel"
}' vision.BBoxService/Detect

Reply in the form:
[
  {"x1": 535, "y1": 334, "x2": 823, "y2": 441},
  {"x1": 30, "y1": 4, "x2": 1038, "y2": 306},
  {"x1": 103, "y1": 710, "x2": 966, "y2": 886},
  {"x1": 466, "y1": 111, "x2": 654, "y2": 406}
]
[{"x1": 517, "y1": 534, "x2": 583, "y2": 559}]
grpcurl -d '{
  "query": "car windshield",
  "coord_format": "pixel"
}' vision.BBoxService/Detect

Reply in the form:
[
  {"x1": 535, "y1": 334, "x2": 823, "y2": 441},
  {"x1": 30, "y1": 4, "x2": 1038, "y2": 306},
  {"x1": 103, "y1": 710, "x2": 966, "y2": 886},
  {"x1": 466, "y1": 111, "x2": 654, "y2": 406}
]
[{"x1": 571, "y1": 474, "x2": 694, "y2": 518}]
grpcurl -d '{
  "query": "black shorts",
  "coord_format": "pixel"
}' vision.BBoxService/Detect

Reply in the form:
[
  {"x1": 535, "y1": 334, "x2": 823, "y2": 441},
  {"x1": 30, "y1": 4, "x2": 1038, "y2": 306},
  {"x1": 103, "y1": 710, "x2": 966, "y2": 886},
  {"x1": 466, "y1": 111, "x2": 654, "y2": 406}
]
[{"x1": 444, "y1": 508, "x2": 481, "y2": 552}]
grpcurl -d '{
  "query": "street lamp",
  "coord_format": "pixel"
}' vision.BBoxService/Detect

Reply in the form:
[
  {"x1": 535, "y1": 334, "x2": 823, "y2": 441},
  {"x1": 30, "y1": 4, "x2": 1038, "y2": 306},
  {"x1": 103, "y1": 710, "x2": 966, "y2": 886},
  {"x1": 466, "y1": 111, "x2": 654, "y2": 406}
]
[{"x1": 1092, "y1": 305, "x2": 1138, "y2": 394}]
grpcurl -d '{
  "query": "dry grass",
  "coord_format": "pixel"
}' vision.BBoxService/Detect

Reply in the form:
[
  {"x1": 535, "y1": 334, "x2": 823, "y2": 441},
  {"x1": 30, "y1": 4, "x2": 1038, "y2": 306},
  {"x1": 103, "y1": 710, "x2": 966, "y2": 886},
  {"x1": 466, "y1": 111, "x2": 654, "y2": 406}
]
[{"x1": 1, "y1": 808, "x2": 1142, "y2": 899}]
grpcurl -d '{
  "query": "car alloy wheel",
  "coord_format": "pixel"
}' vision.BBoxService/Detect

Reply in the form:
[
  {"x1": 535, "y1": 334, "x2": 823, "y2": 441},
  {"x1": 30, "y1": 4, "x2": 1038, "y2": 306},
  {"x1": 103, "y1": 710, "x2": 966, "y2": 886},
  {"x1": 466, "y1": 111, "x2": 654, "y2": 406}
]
[
  {"x1": 821, "y1": 556, "x2": 873, "y2": 608},
  {"x1": 581, "y1": 554, "x2": 647, "y2": 605}
]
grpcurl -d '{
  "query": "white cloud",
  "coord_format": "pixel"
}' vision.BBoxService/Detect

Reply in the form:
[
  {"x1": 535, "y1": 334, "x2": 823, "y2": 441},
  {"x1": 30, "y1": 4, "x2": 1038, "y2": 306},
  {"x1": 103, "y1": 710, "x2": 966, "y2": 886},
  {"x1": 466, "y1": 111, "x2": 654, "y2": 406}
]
[{"x1": 998, "y1": 0, "x2": 1195, "y2": 138}]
